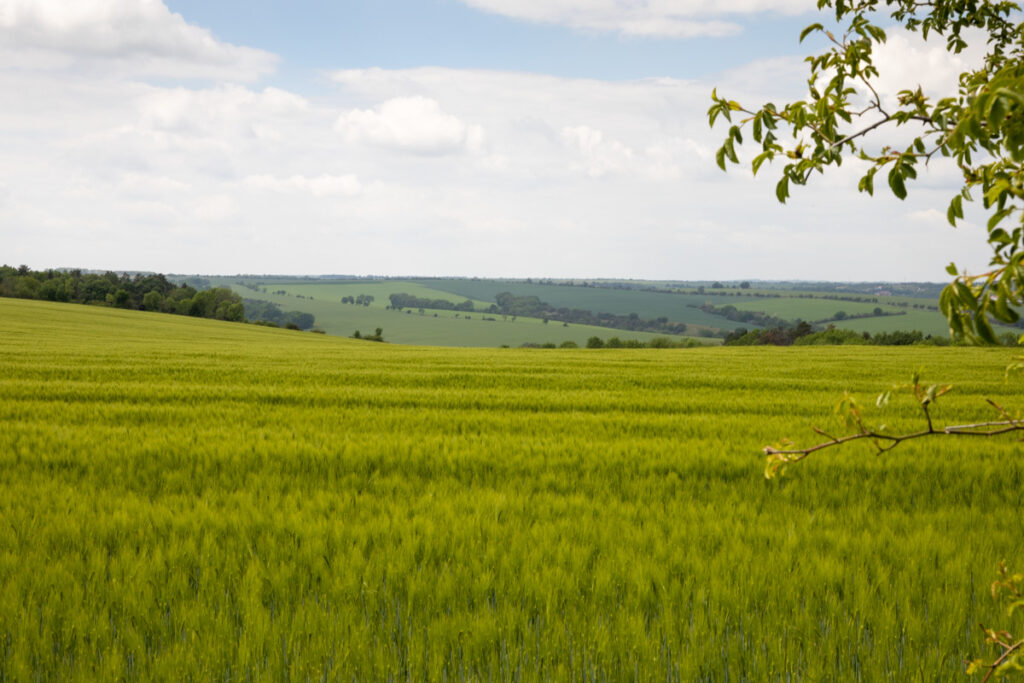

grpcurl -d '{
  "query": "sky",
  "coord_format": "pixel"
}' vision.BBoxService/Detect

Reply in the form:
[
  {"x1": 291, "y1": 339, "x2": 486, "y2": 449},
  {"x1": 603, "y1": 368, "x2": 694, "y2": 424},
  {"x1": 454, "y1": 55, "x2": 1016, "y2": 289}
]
[{"x1": 0, "y1": 0, "x2": 995, "y2": 280}]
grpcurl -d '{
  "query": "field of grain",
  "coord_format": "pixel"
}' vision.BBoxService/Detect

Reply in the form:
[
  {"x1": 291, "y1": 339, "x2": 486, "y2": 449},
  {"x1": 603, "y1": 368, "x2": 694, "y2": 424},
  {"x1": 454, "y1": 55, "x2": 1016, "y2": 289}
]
[{"x1": 2, "y1": 298, "x2": 1022, "y2": 680}]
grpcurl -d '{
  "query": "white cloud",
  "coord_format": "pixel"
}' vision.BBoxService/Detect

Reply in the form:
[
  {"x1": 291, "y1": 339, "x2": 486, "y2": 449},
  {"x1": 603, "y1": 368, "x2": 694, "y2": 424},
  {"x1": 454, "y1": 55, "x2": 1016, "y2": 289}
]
[
  {"x1": 243, "y1": 174, "x2": 364, "y2": 197},
  {"x1": 0, "y1": 41, "x2": 993, "y2": 281},
  {"x1": 871, "y1": 27, "x2": 987, "y2": 108},
  {"x1": 335, "y1": 96, "x2": 485, "y2": 156},
  {"x1": 0, "y1": 0, "x2": 276, "y2": 80},
  {"x1": 457, "y1": 0, "x2": 810, "y2": 37}
]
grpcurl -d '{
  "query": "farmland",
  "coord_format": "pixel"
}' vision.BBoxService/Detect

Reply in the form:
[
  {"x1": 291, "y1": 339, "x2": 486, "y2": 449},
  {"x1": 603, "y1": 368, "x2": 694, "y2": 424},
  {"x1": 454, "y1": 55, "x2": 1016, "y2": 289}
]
[
  {"x1": 216, "y1": 275, "x2": 972, "y2": 347},
  {"x1": 219, "y1": 279, "x2": 714, "y2": 347},
  {"x1": 2, "y1": 298, "x2": 1023, "y2": 680}
]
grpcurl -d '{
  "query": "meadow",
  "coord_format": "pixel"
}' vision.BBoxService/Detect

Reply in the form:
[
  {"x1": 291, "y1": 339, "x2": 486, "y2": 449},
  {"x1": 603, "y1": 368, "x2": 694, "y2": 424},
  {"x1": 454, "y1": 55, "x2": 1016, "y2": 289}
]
[{"x1": 2, "y1": 298, "x2": 1023, "y2": 680}]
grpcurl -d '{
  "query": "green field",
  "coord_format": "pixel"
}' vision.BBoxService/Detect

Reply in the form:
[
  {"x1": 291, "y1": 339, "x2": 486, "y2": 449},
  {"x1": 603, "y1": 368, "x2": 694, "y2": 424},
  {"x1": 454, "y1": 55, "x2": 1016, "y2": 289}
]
[
  {"x1": 731, "y1": 297, "x2": 898, "y2": 321},
  {"x1": 211, "y1": 277, "x2": 990, "y2": 346},
  {"x1": 240, "y1": 279, "x2": 495, "y2": 311},
  {"x1": 411, "y1": 278, "x2": 752, "y2": 330},
  {"x1": 834, "y1": 310, "x2": 956, "y2": 337},
  {"x1": 223, "y1": 282, "x2": 708, "y2": 347},
  {"x1": 2, "y1": 298, "x2": 1023, "y2": 679}
]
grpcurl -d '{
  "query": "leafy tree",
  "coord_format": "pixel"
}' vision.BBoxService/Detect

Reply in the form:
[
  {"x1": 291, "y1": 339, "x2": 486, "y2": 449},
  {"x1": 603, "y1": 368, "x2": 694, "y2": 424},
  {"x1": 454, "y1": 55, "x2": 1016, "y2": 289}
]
[
  {"x1": 142, "y1": 290, "x2": 163, "y2": 311},
  {"x1": 709, "y1": 0, "x2": 1024, "y2": 344}
]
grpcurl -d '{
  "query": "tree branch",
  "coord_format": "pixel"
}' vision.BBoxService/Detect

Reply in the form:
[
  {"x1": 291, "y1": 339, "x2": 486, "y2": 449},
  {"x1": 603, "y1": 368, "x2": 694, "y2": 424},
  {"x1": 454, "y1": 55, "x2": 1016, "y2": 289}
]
[{"x1": 764, "y1": 412, "x2": 1023, "y2": 460}]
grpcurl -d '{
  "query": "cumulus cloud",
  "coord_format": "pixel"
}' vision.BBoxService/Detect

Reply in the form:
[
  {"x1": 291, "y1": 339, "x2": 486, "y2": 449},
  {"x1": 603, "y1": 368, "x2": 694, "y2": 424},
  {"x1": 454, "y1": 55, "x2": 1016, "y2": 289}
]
[
  {"x1": 0, "y1": 0, "x2": 277, "y2": 80},
  {"x1": 871, "y1": 27, "x2": 987, "y2": 108},
  {"x1": 457, "y1": 0, "x2": 810, "y2": 37},
  {"x1": 335, "y1": 96, "x2": 485, "y2": 156}
]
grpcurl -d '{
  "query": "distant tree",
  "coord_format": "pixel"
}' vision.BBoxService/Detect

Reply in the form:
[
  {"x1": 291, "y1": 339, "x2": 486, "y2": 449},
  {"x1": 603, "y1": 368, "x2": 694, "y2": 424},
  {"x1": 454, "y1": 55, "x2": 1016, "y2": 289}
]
[
  {"x1": 712, "y1": 282, "x2": 724, "y2": 289},
  {"x1": 740, "y1": 281, "x2": 751, "y2": 289},
  {"x1": 873, "y1": 307, "x2": 884, "y2": 316},
  {"x1": 586, "y1": 336, "x2": 605, "y2": 349},
  {"x1": 141, "y1": 290, "x2": 163, "y2": 311},
  {"x1": 833, "y1": 311, "x2": 847, "y2": 321},
  {"x1": 559, "y1": 340, "x2": 578, "y2": 348}
]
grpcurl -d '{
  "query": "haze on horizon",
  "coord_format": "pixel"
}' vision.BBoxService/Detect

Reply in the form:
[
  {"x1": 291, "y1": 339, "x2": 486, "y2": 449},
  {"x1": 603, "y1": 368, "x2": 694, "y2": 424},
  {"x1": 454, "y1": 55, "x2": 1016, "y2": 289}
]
[{"x1": 0, "y1": 0, "x2": 994, "y2": 281}]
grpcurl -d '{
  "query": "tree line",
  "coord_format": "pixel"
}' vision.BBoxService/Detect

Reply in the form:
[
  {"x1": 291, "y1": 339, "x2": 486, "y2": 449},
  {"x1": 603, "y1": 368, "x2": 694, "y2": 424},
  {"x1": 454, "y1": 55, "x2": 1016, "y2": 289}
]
[
  {"x1": 723, "y1": 325, "x2": 1020, "y2": 347},
  {"x1": 241, "y1": 299, "x2": 316, "y2": 330},
  {"x1": 389, "y1": 292, "x2": 473, "y2": 312},
  {"x1": 0, "y1": 265, "x2": 245, "y2": 321},
  {"x1": 1, "y1": 264, "x2": 318, "y2": 330},
  {"x1": 389, "y1": 291, "x2": 690, "y2": 336}
]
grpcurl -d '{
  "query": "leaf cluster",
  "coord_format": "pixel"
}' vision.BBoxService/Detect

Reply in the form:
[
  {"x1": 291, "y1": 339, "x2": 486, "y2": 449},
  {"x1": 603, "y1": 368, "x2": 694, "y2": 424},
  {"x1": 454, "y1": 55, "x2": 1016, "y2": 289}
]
[
  {"x1": 709, "y1": 0, "x2": 1024, "y2": 344},
  {"x1": 967, "y1": 561, "x2": 1024, "y2": 680}
]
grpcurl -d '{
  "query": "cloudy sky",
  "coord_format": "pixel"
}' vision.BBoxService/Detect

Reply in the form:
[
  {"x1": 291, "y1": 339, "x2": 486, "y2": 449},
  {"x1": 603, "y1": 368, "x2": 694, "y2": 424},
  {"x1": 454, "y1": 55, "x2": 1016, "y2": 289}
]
[{"x1": 0, "y1": 0, "x2": 992, "y2": 280}]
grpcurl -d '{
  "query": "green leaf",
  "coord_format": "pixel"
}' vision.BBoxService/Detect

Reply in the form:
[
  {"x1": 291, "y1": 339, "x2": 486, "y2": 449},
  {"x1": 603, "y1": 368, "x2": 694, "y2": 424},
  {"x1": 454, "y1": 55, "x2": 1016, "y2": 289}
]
[
  {"x1": 724, "y1": 137, "x2": 739, "y2": 164},
  {"x1": 975, "y1": 312, "x2": 997, "y2": 344},
  {"x1": 888, "y1": 168, "x2": 907, "y2": 200},
  {"x1": 799, "y1": 23, "x2": 824, "y2": 43},
  {"x1": 751, "y1": 151, "x2": 771, "y2": 176},
  {"x1": 945, "y1": 262, "x2": 958, "y2": 277},
  {"x1": 775, "y1": 175, "x2": 790, "y2": 204},
  {"x1": 955, "y1": 281, "x2": 980, "y2": 312},
  {"x1": 947, "y1": 196, "x2": 963, "y2": 226},
  {"x1": 993, "y1": 295, "x2": 1020, "y2": 323},
  {"x1": 858, "y1": 170, "x2": 875, "y2": 196}
]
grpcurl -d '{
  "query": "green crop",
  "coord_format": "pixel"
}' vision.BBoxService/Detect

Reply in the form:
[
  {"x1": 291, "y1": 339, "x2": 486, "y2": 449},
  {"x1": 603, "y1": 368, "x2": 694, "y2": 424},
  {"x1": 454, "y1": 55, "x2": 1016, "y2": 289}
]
[{"x1": 1, "y1": 298, "x2": 1022, "y2": 680}]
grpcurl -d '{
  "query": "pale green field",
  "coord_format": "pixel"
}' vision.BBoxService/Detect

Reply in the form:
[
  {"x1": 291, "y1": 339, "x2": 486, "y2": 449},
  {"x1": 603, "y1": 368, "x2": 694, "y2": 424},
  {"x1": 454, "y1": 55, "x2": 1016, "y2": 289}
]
[
  {"x1": 731, "y1": 297, "x2": 898, "y2": 320},
  {"x1": 243, "y1": 279, "x2": 494, "y2": 311},
  {"x1": 2, "y1": 298, "x2": 1022, "y2": 680},
  {"x1": 834, "y1": 310, "x2": 955, "y2": 337}
]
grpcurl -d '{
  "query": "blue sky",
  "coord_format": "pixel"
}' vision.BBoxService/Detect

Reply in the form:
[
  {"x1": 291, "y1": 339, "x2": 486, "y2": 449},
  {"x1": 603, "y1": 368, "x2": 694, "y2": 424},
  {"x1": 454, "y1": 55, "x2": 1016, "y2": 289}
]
[
  {"x1": 0, "y1": 0, "x2": 993, "y2": 280},
  {"x1": 163, "y1": 0, "x2": 815, "y2": 82}
]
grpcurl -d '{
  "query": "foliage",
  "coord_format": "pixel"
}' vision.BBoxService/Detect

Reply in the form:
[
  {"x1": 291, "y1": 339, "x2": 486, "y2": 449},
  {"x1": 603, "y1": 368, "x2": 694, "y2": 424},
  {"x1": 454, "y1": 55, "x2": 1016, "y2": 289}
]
[
  {"x1": 389, "y1": 292, "x2": 474, "y2": 312},
  {"x1": 241, "y1": 298, "x2": 317, "y2": 330},
  {"x1": 352, "y1": 327, "x2": 385, "y2": 342},
  {"x1": 968, "y1": 562, "x2": 1024, "y2": 680},
  {"x1": 0, "y1": 264, "x2": 245, "y2": 322},
  {"x1": 708, "y1": 0, "x2": 1024, "y2": 344},
  {"x1": 764, "y1": 368, "x2": 1024, "y2": 479},
  {"x1": 341, "y1": 294, "x2": 375, "y2": 306}
]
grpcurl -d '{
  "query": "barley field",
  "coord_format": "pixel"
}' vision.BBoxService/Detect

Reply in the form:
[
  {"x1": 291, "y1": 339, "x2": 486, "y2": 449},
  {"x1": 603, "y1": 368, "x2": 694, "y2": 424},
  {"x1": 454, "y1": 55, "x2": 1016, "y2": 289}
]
[{"x1": 1, "y1": 298, "x2": 1022, "y2": 680}]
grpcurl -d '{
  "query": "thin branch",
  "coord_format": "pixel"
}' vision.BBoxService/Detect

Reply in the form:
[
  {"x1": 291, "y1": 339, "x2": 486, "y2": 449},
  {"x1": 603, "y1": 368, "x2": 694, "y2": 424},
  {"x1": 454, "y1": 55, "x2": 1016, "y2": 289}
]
[
  {"x1": 982, "y1": 638, "x2": 1024, "y2": 683},
  {"x1": 764, "y1": 418, "x2": 1024, "y2": 459}
]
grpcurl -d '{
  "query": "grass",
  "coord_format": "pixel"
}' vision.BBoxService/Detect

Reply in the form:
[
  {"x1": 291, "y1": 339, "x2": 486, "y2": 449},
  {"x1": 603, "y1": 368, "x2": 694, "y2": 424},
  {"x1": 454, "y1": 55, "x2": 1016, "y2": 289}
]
[{"x1": 2, "y1": 298, "x2": 1022, "y2": 680}]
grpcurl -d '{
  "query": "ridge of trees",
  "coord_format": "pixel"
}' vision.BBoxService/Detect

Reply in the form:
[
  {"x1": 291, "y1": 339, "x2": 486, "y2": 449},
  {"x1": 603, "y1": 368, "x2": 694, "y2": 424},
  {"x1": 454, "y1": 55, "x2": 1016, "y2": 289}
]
[
  {"x1": 1, "y1": 265, "x2": 245, "y2": 322},
  {"x1": 0, "y1": 264, "x2": 319, "y2": 330},
  {"x1": 390, "y1": 290, "x2": 691, "y2": 336}
]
